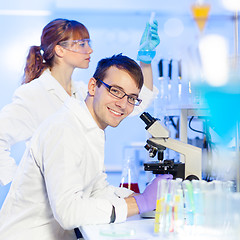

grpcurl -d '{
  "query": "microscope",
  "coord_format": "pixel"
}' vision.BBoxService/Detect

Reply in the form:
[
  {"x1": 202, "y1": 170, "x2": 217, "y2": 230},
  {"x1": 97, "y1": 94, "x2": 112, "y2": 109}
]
[{"x1": 140, "y1": 112, "x2": 202, "y2": 180}]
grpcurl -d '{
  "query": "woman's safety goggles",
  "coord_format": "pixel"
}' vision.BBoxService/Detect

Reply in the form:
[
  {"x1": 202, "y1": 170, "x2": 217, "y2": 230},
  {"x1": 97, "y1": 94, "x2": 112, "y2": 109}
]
[{"x1": 58, "y1": 39, "x2": 91, "y2": 53}]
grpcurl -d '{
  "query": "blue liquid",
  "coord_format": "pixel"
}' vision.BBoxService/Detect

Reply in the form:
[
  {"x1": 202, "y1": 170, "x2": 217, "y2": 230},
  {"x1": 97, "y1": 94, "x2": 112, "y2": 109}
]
[
  {"x1": 195, "y1": 81, "x2": 240, "y2": 144},
  {"x1": 138, "y1": 50, "x2": 156, "y2": 63}
]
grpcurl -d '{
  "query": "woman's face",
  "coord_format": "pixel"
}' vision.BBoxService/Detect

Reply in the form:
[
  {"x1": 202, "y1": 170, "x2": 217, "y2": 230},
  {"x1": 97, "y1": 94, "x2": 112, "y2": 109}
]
[{"x1": 58, "y1": 38, "x2": 93, "y2": 69}]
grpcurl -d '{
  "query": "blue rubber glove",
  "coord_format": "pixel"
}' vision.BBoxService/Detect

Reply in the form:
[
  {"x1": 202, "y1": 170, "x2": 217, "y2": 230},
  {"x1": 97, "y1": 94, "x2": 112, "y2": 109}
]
[
  {"x1": 137, "y1": 20, "x2": 160, "y2": 64},
  {"x1": 133, "y1": 174, "x2": 173, "y2": 214}
]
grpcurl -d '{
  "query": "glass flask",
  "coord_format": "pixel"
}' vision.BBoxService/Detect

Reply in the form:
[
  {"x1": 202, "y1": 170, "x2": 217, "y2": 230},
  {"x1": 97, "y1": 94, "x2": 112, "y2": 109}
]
[{"x1": 119, "y1": 150, "x2": 140, "y2": 193}]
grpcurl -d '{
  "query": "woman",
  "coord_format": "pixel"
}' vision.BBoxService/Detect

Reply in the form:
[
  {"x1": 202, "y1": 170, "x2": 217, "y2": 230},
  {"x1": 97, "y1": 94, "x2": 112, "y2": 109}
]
[{"x1": 0, "y1": 18, "x2": 159, "y2": 186}]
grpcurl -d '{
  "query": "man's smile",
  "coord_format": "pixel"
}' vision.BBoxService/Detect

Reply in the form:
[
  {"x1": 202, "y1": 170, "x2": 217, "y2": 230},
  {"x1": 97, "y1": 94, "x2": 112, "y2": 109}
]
[{"x1": 107, "y1": 107, "x2": 124, "y2": 116}]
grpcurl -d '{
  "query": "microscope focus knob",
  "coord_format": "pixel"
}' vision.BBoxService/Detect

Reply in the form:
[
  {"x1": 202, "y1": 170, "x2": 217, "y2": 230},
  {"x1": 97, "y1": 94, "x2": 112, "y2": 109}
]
[
  {"x1": 144, "y1": 144, "x2": 151, "y2": 151},
  {"x1": 149, "y1": 148, "x2": 157, "y2": 158}
]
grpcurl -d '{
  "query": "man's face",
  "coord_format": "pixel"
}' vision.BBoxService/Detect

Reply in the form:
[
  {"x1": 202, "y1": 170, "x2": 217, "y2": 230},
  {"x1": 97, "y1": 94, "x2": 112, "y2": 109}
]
[{"x1": 87, "y1": 66, "x2": 140, "y2": 130}]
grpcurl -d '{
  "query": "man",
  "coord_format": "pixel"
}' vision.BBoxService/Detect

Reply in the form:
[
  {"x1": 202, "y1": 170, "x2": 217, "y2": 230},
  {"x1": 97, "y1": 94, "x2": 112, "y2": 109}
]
[{"x1": 0, "y1": 54, "x2": 172, "y2": 240}]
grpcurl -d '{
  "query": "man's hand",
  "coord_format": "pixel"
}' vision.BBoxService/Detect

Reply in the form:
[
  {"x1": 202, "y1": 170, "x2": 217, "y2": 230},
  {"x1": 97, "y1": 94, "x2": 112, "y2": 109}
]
[{"x1": 133, "y1": 174, "x2": 173, "y2": 214}]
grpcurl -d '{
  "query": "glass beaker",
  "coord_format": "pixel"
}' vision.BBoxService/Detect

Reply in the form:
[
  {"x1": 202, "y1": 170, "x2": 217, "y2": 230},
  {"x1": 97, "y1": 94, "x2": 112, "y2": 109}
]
[{"x1": 119, "y1": 155, "x2": 140, "y2": 193}]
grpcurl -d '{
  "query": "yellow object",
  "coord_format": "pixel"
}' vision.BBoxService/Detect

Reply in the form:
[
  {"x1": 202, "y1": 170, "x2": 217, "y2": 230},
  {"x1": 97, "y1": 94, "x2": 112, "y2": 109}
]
[
  {"x1": 191, "y1": 4, "x2": 211, "y2": 32},
  {"x1": 154, "y1": 198, "x2": 164, "y2": 233},
  {"x1": 174, "y1": 195, "x2": 180, "y2": 220}
]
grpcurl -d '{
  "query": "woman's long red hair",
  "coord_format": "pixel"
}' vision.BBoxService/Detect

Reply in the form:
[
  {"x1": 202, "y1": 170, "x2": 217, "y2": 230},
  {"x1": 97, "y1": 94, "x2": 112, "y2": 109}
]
[{"x1": 22, "y1": 18, "x2": 89, "y2": 84}]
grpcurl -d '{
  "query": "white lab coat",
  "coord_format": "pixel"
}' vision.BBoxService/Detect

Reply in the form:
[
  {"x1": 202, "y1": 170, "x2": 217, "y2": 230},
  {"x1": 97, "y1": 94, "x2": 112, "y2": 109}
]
[
  {"x1": 0, "y1": 69, "x2": 158, "y2": 185},
  {"x1": 0, "y1": 98, "x2": 133, "y2": 240}
]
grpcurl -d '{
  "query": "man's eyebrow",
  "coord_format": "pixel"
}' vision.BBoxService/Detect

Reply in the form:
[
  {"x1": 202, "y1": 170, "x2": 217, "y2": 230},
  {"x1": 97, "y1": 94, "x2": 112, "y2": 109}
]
[
  {"x1": 111, "y1": 84, "x2": 124, "y2": 91},
  {"x1": 111, "y1": 84, "x2": 139, "y2": 96}
]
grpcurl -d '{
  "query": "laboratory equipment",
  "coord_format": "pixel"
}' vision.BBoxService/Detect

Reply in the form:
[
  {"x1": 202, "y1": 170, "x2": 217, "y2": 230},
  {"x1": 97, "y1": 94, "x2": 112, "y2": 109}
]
[
  {"x1": 153, "y1": 179, "x2": 237, "y2": 238},
  {"x1": 133, "y1": 174, "x2": 173, "y2": 215},
  {"x1": 168, "y1": 59, "x2": 182, "y2": 106},
  {"x1": 119, "y1": 150, "x2": 140, "y2": 193},
  {"x1": 140, "y1": 112, "x2": 202, "y2": 180},
  {"x1": 137, "y1": 12, "x2": 159, "y2": 64},
  {"x1": 155, "y1": 179, "x2": 184, "y2": 234},
  {"x1": 155, "y1": 59, "x2": 170, "y2": 120},
  {"x1": 191, "y1": 2, "x2": 211, "y2": 32},
  {"x1": 157, "y1": 58, "x2": 183, "y2": 109}
]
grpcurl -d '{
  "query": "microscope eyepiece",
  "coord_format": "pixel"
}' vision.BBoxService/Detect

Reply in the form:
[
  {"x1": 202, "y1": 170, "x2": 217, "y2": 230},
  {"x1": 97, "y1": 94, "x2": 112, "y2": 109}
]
[{"x1": 140, "y1": 112, "x2": 156, "y2": 127}]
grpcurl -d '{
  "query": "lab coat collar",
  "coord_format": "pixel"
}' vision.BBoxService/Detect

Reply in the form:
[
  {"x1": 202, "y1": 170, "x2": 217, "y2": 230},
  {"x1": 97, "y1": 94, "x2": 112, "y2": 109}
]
[
  {"x1": 64, "y1": 97, "x2": 105, "y2": 135},
  {"x1": 39, "y1": 69, "x2": 71, "y2": 103},
  {"x1": 71, "y1": 81, "x2": 79, "y2": 96}
]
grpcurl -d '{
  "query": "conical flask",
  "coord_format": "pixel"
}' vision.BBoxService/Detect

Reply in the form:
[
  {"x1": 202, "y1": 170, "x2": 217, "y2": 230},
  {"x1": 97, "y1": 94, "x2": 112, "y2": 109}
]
[
  {"x1": 191, "y1": 3, "x2": 211, "y2": 32},
  {"x1": 119, "y1": 156, "x2": 140, "y2": 193}
]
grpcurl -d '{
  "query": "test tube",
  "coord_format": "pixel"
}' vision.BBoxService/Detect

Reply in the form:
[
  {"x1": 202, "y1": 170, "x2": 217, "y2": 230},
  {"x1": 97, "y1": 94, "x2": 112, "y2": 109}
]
[
  {"x1": 213, "y1": 180, "x2": 228, "y2": 229},
  {"x1": 171, "y1": 179, "x2": 184, "y2": 234},
  {"x1": 224, "y1": 180, "x2": 235, "y2": 192},
  {"x1": 154, "y1": 179, "x2": 168, "y2": 234},
  {"x1": 192, "y1": 180, "x2": 204, "y2": 226},
  {"x1": 182, "y1": 180, "x2": 195, "y2": 226},
  {"x1": 226, "y1": 192, "x2": 240, "y2": 237}
]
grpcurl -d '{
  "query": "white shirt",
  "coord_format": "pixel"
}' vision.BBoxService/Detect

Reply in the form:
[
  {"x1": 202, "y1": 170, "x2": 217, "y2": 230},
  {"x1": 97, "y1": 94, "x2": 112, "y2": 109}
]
[
  {"x1": 0, "y1": 98, "x2": 133, "y2": 240},
  {"x1": 0, "y1": 69, "x2": 158, "y2": 185}
]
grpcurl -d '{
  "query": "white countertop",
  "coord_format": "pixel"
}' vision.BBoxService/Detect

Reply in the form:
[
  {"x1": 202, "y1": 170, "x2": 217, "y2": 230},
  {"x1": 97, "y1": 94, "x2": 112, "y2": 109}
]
[
  {"x1": 80, "y1": 215, "x2": 158, "y2": 240},
  {"x1": 80, "y1": 214, "x2": 236, "y2": 240}
]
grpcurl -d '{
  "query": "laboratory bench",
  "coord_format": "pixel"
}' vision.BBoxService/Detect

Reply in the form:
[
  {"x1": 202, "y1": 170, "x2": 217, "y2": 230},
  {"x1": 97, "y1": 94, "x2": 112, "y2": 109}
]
[
  {"x1": 81, "y1": 172, "x2": 240, "y2": 240},
  {"x1": 80, "y1": 214, "x2": 232, "y2": 240},
  {"x1": 80, "y1": 215, "x2": 156, "y2": 240},
  {"x1": 77, "y1": 172, "x2": 158, "y2": 240}
]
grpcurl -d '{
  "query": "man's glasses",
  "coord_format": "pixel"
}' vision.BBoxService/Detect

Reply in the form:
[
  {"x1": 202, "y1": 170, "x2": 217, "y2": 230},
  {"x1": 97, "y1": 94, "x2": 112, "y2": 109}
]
[
  {"x1": 58, "y1": 39, "x2": 91, "y2": 53},
  {"x1": 96, "y1": 78, "x2": 142, "y2": 106}
]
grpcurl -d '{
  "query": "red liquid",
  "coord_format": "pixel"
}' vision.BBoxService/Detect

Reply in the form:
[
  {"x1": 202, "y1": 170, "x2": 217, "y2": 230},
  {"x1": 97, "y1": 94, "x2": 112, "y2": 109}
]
[{"x1": 119, "y1": 183, "x2": 140, "y2": 193}]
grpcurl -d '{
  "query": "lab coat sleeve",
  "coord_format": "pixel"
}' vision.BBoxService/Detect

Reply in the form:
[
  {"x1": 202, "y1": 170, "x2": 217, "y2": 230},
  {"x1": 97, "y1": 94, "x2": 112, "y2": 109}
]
[
  {"x1": 131, "y1": 85, "x2": 159, "y2": 116},
  {"x1": 113, "y1": 186, "x2": 134, "y2": 198},
  {"x1": 89, "y1": 181, "x2": 132, "y2": 222},
  {"x1": 88, "y1": 182, "x2": 129, "y2": 223},
  {"x1": 33, "y1": 124, "x2": 128, "y2": 229},
  {"x1": 0, "y1": 86, "x2": 37, "y2": 186},
  {"x1": 88, "y1": 173, "x2": 133, "y2": 199}
]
